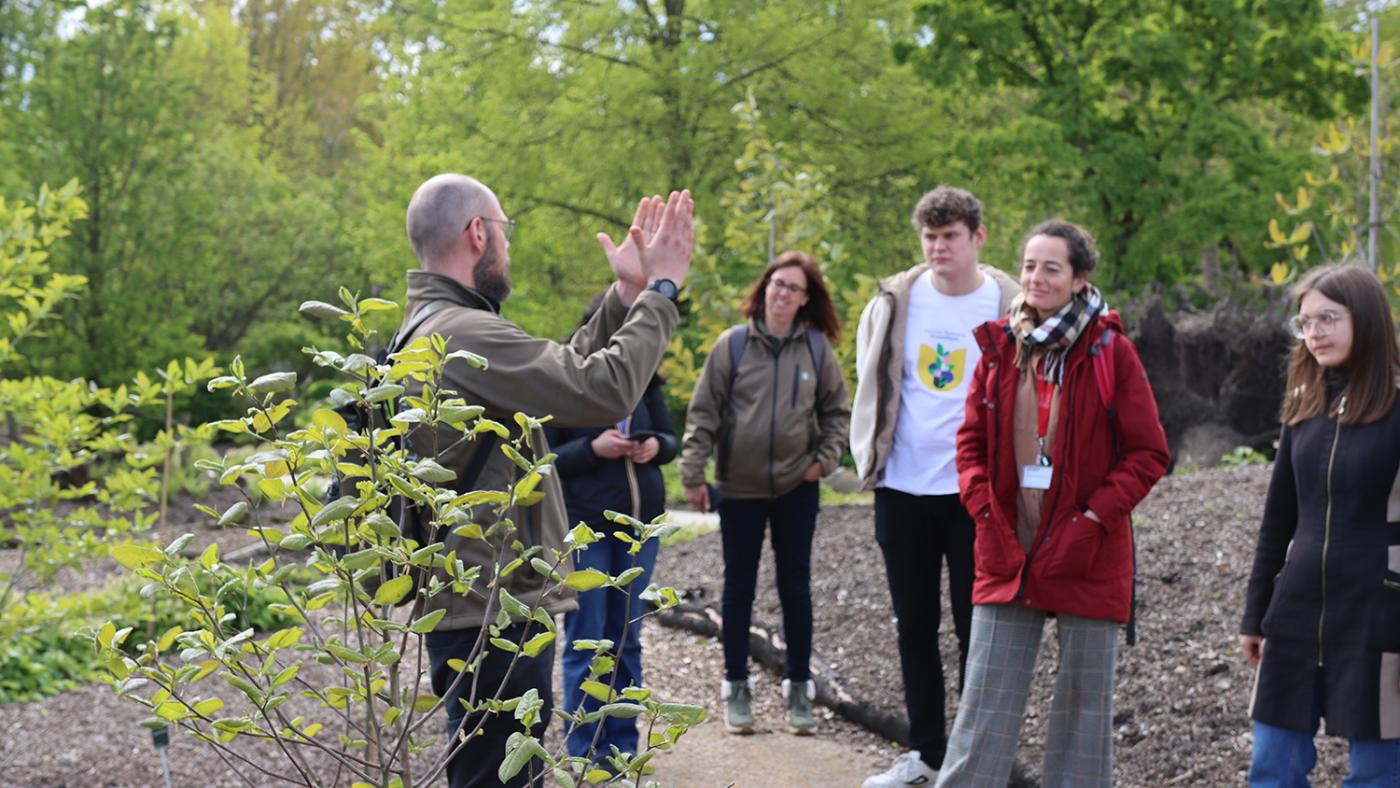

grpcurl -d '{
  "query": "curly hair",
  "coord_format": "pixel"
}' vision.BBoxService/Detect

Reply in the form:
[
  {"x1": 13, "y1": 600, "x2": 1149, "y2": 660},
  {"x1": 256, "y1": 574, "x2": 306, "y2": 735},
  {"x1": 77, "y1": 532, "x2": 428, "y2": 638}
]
[{"x1": 911, "y1": 186, "x2": 982, "y2": 233}]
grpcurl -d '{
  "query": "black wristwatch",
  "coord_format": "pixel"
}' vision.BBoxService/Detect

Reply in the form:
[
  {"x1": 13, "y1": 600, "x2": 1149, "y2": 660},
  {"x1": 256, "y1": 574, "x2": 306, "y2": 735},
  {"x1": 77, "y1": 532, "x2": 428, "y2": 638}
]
[{"x1": 646, "y1": 278, "x2": 680, "y2": 301}]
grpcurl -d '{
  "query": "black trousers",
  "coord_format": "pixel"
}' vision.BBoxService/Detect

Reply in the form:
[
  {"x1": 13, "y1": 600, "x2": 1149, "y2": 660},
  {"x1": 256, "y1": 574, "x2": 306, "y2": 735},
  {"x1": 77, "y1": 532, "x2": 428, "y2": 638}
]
[
  {"x1": 427, "y1": 622, "x2": 555, "y2": 788},
  {"x1": 873, "y1": 488, "x2": 976, "y2": 768},
  {"x1": 717, "y1": 480, "x2": 820, "y2": 682}
]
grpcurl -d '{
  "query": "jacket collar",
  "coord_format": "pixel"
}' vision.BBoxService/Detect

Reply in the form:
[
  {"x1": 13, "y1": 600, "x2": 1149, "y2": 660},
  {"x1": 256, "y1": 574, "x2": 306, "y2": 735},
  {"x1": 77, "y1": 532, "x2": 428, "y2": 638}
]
[
  {"x1": 405, "y1": 270, "x2": 502, "y2": 315},
  {"x1": 750, "y1": 317, "x2": 803, "y2": 353}
]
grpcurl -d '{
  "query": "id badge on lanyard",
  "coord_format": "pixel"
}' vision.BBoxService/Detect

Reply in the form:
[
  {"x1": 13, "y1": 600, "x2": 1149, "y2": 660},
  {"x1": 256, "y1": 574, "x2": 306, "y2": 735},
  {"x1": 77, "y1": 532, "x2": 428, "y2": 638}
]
[{"x1": 1020, "y1": 371, "x2": 1054, "y2": 491}]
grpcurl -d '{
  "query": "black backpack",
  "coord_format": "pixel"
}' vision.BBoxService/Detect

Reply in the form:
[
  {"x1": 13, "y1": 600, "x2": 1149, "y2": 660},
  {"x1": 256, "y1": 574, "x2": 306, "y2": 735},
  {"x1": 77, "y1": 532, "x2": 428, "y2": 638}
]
[{"x1": 327, "y1": 300, "x2": 499, "y2": 548}]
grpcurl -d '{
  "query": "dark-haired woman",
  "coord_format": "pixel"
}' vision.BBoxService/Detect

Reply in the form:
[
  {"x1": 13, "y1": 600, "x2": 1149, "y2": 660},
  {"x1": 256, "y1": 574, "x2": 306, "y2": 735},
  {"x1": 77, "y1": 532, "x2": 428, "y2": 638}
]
[
  {"x1": 679, "y1": 251, "x2": 850, "y2": 736},
  {"x1": 1239, "y1": 264, "x2": 1400, "y2": 786},
  {"x1": 938, "y1": 221, "x2": 1169, "y2": 787}
]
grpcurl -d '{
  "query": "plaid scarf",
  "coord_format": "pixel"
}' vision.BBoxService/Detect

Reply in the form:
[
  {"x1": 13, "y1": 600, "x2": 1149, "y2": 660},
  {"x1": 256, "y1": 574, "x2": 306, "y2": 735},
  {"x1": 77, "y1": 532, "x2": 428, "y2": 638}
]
[{"x1": 1008, "y1": 284, "x2": 1107, "y2": 385}]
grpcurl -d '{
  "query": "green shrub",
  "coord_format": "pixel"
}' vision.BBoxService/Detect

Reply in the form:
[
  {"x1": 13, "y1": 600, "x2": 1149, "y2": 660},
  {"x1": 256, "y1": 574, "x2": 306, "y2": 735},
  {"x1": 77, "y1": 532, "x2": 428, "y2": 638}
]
[
  {"x1": 1221, "y1": 445, "x2": 1270, "y2": 467},
  {"x1": 0, "y1": 574, "x2": 302, "y2": 704}
]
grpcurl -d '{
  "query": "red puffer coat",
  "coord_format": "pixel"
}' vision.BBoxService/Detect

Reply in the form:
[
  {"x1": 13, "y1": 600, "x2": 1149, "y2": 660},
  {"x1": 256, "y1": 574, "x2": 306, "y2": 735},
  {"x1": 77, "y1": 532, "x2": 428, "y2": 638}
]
[{"x1": 956, "y1": 312, "x2": 1169, "y2": 623}]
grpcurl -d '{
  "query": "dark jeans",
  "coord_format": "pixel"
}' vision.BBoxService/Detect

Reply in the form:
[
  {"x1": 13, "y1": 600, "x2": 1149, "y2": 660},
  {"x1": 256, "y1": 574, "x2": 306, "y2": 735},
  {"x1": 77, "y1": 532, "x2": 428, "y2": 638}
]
[
  {"x1": 718, "y1": 480, "x2": 820, "y2": 682},
  {"x1": 874, "y1": 488, "x2": 975, "y2": 767},
  {"x1": 427, "y1": 622, "x2": 555, "y2": 788},
  {"x1": 561, "y1": 526, "x2": 659, "y2": 759}
]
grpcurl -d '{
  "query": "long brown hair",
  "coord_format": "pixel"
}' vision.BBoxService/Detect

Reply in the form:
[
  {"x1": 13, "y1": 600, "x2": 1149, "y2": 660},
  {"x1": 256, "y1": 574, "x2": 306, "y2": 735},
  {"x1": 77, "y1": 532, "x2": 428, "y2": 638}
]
[
  {"x1": 1280, "y1": 264, "x2": 1400, "y2": 426},
  {"x1": 741, "y1": 250, "x2": 841, "y2": 340}
]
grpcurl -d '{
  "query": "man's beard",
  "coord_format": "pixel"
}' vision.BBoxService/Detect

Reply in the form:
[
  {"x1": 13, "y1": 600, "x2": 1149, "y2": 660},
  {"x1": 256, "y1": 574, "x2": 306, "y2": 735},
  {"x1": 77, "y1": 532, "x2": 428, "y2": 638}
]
[{"x1": 473, "y1": 236, "x2": 511, "y2": 303}]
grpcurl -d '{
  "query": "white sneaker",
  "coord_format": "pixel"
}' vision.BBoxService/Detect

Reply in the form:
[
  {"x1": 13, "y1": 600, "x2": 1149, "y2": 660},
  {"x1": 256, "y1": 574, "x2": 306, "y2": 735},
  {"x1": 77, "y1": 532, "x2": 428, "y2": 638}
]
[{"x1": 862, "y1": 750, "x2": 938, "y2": 787}]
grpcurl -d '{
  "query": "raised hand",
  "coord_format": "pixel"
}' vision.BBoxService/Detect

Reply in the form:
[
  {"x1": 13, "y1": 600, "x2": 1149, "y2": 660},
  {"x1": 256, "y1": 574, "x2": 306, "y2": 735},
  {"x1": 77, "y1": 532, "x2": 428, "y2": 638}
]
[
  {"x1": 597, "y1": 195, "x2": 663, "y2": 300},
  {"x1": 637, "y1": 189, "x2": 694, "y2": 288}
]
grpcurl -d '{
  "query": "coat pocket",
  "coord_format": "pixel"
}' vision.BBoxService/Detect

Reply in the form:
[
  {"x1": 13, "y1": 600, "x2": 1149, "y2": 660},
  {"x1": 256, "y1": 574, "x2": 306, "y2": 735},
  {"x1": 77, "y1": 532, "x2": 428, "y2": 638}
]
[
  {"x1": 1043, "y1": 512, "x2": 1104, "y2": 579},
  {"x1": 973, "y1": 507, "x2": 1019, "y2": 579}
]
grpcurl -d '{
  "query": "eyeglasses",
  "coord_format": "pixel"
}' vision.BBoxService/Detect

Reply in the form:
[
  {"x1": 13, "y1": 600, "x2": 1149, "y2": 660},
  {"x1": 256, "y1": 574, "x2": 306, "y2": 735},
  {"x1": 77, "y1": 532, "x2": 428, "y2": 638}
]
[
  {"x1": 470, "y1": 217, "x2": 516, "y2": 242},
  {"x1": 767, "y1": 279, "x2": 806, "y2": 295},
  {"x1": 1286, "y1": 310, "x2": 1348, "y2": 340}
]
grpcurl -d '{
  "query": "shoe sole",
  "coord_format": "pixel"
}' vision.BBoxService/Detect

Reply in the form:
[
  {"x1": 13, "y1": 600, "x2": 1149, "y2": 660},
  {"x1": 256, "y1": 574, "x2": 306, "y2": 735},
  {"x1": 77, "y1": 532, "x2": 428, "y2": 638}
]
[
  {"x1": 724, "y1": 722, "x2": 755, "y2": 735},
  {"x1": 788, "y1": 723, "x2": 816, "y2": 736}
]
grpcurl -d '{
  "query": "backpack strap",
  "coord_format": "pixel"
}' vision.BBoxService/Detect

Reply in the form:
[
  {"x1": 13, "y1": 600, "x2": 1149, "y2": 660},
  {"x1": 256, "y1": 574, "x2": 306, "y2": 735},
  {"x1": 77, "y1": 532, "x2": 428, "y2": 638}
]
[
  {"x1": 388, "y1": 299, "x2": 455, "y2": 357},
  {"x1": 1091, "y1": 327, "x2": 1117, "y2": 418},
  {"x1": 727, "y1": 324, "x2": 750, "y2": 392},
  {"x1": 805, "y1": 326, "x2": 824, "y2": 375}
]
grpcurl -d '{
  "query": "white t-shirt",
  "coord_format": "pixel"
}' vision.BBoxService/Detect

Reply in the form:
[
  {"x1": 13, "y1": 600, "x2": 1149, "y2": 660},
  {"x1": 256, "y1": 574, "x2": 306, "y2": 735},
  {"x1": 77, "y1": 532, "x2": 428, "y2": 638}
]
[{"x1": 879, "y1": 270, "x2": 1001, "y2": 495}]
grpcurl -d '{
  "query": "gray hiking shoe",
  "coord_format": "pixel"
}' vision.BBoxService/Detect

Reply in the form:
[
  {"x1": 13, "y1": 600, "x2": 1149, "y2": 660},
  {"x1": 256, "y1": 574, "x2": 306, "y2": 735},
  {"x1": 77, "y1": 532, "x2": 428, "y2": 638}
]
[
  {"x1": 783, "y1": 678, "x2": 817, "y2": 735},
  {"x1": 721, "y1": 678, "x2": 755, "y2": 734}
]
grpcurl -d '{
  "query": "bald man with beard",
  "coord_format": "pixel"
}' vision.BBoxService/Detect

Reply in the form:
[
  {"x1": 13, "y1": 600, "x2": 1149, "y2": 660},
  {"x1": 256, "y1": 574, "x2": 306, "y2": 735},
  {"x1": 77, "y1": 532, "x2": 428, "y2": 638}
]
[{"x1": 397, "y1": 174, "x2": 694, "y2": 787}]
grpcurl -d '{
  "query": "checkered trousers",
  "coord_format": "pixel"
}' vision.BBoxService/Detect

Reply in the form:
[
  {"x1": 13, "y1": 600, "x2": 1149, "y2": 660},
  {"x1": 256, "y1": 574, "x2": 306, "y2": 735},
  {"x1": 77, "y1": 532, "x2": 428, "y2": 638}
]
[{"x1": 936, "y1": 603, "x2": 1120, "y2": 788}]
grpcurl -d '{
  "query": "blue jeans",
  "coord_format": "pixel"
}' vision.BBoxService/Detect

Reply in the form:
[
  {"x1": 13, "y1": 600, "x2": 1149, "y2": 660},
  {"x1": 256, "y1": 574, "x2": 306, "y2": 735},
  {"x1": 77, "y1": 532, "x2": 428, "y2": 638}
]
[
  {"x1": 560, "y1": 525, "x2": 659, "y2": 760},
  {"x1": 1250, "y1": 674, "x2": 1400, "y2": 787}
]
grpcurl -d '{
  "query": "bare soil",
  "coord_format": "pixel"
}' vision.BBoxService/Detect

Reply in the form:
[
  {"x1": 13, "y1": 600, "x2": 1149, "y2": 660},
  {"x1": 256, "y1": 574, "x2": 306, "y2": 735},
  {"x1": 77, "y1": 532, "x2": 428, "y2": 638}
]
[{"x1": 654, "y1": 463, "x2": 1352, "y2": 786}]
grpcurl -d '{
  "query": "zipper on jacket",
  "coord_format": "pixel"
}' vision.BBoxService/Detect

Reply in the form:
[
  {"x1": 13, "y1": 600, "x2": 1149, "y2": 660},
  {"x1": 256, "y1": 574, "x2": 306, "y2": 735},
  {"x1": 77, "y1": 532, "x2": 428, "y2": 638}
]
[
  {"x1": 1317, "y1": 395, "x2": 1345, "y2": 667},
  {"x1": 768, "y1": 351, "x2": 781, "y2": 495},
  {"x1": 791, "y1": 361, "x2": 801, "y2": 408},
  {"x1": 624, "y1": 456, "x2": 641, "y2": 520}
]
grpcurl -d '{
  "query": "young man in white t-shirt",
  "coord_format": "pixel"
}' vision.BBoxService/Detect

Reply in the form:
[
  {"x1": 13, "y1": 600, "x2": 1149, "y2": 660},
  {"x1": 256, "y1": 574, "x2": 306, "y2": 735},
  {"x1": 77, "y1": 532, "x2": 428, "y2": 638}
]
[{"x1": 850, "y1": 187, "x2": 1020, "y2": 787}]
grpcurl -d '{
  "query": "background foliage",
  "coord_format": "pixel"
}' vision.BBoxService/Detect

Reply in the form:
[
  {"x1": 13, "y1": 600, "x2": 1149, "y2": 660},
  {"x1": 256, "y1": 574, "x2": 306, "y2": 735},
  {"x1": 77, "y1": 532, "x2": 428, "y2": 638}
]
[{"x1": 3, "y1": 0, "x2": 1392, "y2": 405}]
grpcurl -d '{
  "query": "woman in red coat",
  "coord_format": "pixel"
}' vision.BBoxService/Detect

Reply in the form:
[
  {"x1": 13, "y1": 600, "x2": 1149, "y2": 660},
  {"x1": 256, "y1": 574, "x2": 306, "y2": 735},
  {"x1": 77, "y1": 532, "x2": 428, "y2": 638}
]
[{"x1": 936, "y1": 220, "x2": 1169, "y2": 787}]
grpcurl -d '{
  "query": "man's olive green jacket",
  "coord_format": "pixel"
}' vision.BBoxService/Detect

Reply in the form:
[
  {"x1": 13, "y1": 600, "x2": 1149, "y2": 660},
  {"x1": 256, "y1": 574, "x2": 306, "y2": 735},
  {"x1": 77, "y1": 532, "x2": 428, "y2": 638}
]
[{"x1": 400, "y1": 271, "x2": 678, "y2": 631}]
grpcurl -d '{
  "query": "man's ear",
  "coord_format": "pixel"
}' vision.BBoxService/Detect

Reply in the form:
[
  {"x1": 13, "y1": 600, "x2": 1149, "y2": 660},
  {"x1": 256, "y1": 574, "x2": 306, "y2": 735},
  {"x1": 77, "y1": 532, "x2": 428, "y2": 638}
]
[
  {"x1": 973, "y1": 224, "x2": 987, "y2": 248},
  {"x1": 464, "y1": 217, "x2": 487, "y2": 252}
]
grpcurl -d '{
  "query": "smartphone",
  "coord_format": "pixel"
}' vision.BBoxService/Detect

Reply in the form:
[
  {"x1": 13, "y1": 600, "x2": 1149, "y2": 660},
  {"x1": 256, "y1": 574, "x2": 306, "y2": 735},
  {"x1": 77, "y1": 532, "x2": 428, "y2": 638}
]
[{"x1": 623, "y1": 429, "x2": 658, "y2": 442}]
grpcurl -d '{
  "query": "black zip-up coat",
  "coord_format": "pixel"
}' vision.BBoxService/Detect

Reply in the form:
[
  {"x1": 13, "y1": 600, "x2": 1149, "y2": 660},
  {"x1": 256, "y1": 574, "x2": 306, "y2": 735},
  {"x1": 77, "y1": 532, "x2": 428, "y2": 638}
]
[
  {"x1": 1240, "y1": 381, "x2": 1400, "y2": 739},
  {"x1": 543, "y1": 381, "x2": 677, "y2": 528}
]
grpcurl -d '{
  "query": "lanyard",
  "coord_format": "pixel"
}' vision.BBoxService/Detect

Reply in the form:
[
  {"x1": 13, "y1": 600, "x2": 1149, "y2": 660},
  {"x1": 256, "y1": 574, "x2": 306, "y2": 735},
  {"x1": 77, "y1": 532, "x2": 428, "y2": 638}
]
[{"x1": 1035, "y1": 363, "x2": 1054, "y2": 466}]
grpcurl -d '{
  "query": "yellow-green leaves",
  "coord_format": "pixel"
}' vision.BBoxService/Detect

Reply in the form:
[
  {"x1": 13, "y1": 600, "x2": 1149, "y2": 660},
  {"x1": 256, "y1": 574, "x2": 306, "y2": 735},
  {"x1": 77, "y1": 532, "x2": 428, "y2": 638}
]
[
  {"x1": 247, "y1": 372, "x2": 297, "y2": 396},
  {"x1": 299, "y1": 300, "x2": 350, "y2": 320},
  {"x1": 112, "y1": 543, "x2": 164, "y2": 569},
  {"x1": 562, "y1": 568, "x2": 609, "y2": 592},
  {"x1": 310, "y1": 496, "x2": 358, "y2": 528},
  {"x1": 373, "y1": 575, "x2": 413, "y2": 606},
  {"x1": 409, "y1": 609, "x2": 446, "y2": 633}
]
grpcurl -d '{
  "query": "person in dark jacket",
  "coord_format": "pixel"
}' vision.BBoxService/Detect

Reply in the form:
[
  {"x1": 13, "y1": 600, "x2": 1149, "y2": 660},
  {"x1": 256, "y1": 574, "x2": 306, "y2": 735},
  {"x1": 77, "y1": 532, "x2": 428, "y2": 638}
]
[
  {"x1": 543, "y1": 295, "x2": 679, "y2": 766},
  {"x1": 679, "y1": 250, "x2": 851, "y2": 736},
  {"x1": 939, "y1": 220, "x2": 1169, "y2": 787},
  {"x1": 1239, "y1": 264, "x2": 1400, "y2": 786}
]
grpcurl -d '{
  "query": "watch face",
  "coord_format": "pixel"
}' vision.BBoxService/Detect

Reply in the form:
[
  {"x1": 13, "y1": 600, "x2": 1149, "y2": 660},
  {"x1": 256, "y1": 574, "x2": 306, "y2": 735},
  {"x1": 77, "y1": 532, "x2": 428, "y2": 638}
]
[{"x1": 650, "y1": 279, "x2": 678, "y2": 299}]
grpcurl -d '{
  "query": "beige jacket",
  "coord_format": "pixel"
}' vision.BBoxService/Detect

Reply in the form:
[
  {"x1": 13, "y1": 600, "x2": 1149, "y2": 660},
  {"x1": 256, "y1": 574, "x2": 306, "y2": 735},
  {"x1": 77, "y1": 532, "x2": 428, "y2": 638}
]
[
  {"x1": 400, "y1": 271, "x2": 679, "y2": 631},
  {"x1": 680, "y1": 319, "x2": 850, "y2": 500},
  {"x1": 849, "y1": 263, "x2": 1019, "y2": 490}
]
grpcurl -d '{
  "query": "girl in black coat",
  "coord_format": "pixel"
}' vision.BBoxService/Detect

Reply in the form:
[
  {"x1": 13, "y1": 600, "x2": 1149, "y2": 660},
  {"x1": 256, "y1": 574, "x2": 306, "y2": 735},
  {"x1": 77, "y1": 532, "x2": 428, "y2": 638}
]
[{"x1": 1240, "y1": 264, "x2": 1400, "y2": 786}]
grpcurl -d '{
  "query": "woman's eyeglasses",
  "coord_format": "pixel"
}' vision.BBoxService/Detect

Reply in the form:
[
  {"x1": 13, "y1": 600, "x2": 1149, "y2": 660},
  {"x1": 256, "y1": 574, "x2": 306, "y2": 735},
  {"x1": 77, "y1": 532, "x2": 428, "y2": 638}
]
[
  {"x1": 1285, "y1": 310, "x2": 1348, "y2": 340},
  {"x1": 768, "y1": 279, "x2": 806, "y2": 295}
]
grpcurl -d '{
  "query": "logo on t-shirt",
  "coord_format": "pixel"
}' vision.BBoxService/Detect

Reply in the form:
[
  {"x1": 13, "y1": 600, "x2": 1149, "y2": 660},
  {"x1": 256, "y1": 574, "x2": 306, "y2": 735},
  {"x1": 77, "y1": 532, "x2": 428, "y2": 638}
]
[{"x1": 917, "y1": 343, "x2": 967, "y2": 392}]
